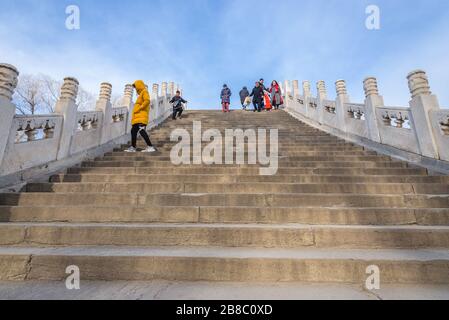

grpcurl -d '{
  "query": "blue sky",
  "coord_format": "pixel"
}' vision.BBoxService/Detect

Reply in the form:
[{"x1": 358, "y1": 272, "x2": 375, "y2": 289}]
[{"x1": 1, "y1": 0, "x2": 449, "y2": 109}]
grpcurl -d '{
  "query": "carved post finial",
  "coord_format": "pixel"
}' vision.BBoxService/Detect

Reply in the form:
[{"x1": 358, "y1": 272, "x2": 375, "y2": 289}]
[
  {"x1": 99, "y1": 82, "x2": 112, "y2": 102},
  {"x1": 302, "y1": 81, "x2": 311, "y2": 96},
  {"x1": 317, "y1": 80, "x2": 326, "y2": 93},
  {"x1": 0, "y1": 63, "x2": 19, "y2": 102},
  {"x1": 60, "y1": 77, "x2": 79, "y2": 101},
  {"x1": 168, "y1": 82, "x2": 175, "y2": 96},
  {"x1": 363, "y1": 77, "x2": 379, "y2": 97},
  {"x1": 152, "y1": 83, "x2": 159, "y2": 97},
  {"x1": 407, "y1": 70, "x2": 431, "y2": 98},
  {"x1": 317, "y1": 80, "x2": 327, "y2": 100},
  {"x1": 335, "y1": 79, "x2": 347, "y2": 96},
  {"x1": 161, "y1": 82, "x2": 168, "y2": 97},
  {"x1": 124, "y1": 84, "x2": 134, "y2": 100},
  {"x1": 292, "y1": 80, "x2": 299, "y2": 97}
]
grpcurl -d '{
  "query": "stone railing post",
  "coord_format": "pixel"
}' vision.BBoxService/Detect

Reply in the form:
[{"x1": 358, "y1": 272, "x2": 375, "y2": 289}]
[
  {"x1": 96, "y1": 82, "x2": 113, "y2": 144},
  {"x1": 54, "y1": 77, "x2": 79, "y2": 160},
  {"x1": 283, "y1": 80, "x2": 291, "y2": 108},
  {"x1": 123, "y1": 84, "x2": 134, "y2": 133},
  {"x1": 407, "y1": 70, "x2": 440, "y2": 158},
  {"x1": 303, "y1": 81, "x2": 311, "y2": 117},
  {"x1": 335, "y1": 79, "x2": 350, "y2": 132},
  {"x1": 292, "y1": 80, "x2": 300, "y2": 98},
  {"x1": 152, "y1": 83, "x2": 160, "y2": 120},
  {"x1": 161, "y1": 82, "x2": 168, "y2": 97},
  {"x1": 317, "y1": 80, "x2": 327, "y2": 124},
  {"x1": 363, "y1": 77, "x2": 383, "y2": 143},
  {"x1": 0, "y1": 63, "x2": 19, "y2": 167},
  {"x1": 317, "y1": 80, "x2": 327, "y2": 100},
  {"x1": 168, "y1": 82, "x2": 175, "y2": 99}
]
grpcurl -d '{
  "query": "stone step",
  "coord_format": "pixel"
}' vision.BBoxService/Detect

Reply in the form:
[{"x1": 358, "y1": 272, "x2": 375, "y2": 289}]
[
  {"x1": 23, "y1": 182, "x2": 449, "y2": 195},
  {"x1": 0, "y1": 246, "x2": 447, "y2": 283},
  {"x1": 121, "y1": 144, "x2": 372, "y2": 151},
  {"x1": 128, "y1": 136, "x2": 347, "y2": 143},
  {"x1": 111, "y1": 150, "x2": 380, "y2": 157},
  {"x1": 1, "y1": 193, "x2": 448, "y2": 208},
  {"x1": 66, "y1": 167, "x2": 428, "y2": 176},
  {"x1": 1, "y1": 223, "x2": 449, "y2": 249},
  {"x1": 80, "y1": 161, "x2": 408, "y2": 169},
  {"x1": 50, "y1": 173, "x2": 449, "y2": 184},
  {"x1": 99, "y1": 155, "x2": 393, "y2": 162},
  {"x1": 1, "y1": 206, "x2": 448, "y2": 225}
]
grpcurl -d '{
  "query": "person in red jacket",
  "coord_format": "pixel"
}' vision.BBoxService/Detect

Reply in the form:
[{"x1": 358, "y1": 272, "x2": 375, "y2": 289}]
[{"x1": 269, "y1": 80, "x2": 284, "y2": 110}]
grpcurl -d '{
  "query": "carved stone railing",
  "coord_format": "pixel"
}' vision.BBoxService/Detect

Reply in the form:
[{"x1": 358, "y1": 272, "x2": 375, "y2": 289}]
[
  {"x1": 375, "y1": 106, "x2": 417, "y2": 154},
  {"x1": 1, "y1": 115, "x2": 64, "y2": 175},
  {"x1": 284, "y1": 70, "x2": 449, "y2": 172},
  {"x1": 76, "y1": 111, "x2": 101, "y2": 132},
  {"x1": 13, "y1": 115, "x2": 61, "y2": 143},
  {"x1": 430, "y1": 109, "x2": 449, "y2": 162},
  {"x1": 0, "y1": 63, "x2": 179, "y2": 187},
  {"x1": 112, "y1": 107, "x2": 128, "y2": 123}
]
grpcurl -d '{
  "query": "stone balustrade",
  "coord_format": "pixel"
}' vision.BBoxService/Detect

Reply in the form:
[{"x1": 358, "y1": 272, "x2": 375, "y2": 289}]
[
  {"x1": 0, "y1": 63, "x2": 177, "y2": 188},
  {"x1": 284, "y1": 70, "x2": 449, "y2": 173}
]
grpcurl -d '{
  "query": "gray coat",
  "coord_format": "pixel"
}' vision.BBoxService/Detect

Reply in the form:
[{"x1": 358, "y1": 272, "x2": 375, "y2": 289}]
[{"x1": 239, "y1": 87, "x2": 250, "y2": 104}]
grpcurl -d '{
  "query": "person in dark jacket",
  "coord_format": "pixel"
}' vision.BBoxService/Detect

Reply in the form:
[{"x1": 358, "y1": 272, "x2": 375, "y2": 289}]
[
  {"x1": 170, "y1": 90, "x2": 188, "y2": 120},
  {"x1": 250, "y1": 82, "x2": 264, "y2": 112},
  {"x1": 239, "y1": 86, "x2": 250, "y2": 110},
  {"x1": 259, "y1": 78, "x2": 267, "y2": 109},
  {"x1": 259, "y1": 78, "x2": 267, "y2": 91},
  {"x1": 220, "y1": 84, "x2": 232, "y2": 113}
]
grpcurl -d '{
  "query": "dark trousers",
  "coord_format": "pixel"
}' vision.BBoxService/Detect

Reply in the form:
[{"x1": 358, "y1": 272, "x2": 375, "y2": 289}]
[
  {"x1": 253, "y1": 101, "x2": 263, "y2": 112},
  {"x1": 131, "y1": 124, "x2": 153, "y2": 148},
  {"x1": 173, "y1": 107, "x2": 183, "y2": 120}
]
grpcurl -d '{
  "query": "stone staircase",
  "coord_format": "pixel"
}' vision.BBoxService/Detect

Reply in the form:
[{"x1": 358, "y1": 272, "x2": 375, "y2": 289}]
[{"x1": 0, "y1": 110, "x2": 448, "y2": 285}]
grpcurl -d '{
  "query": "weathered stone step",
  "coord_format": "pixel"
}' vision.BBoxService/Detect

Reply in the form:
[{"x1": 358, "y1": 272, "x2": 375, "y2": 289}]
[
  {"x1": 81, "y1": 161, "x2": 407, "y2": 169},
  {"x1": 100, "y1": 155, "x2": 392, "y2": 162},
  {"x1": 50, "y1": 173, "x2": 449, "y2": 184},
  {"x1": 1, "y1": 193, "x2": 448, "y2": 208},
  {"x1": 1, "y1": 206, "x2": 448, "y2": 225},
  {"x1": 111, "y1": 150, "x2": 379, "y2": 157},
  {"x1": 125, "y1": 142, "x2": 360, "y2": 149},
  {"x1": 24, "y1": 182, "x2": 449, "y2": 195},
  {"x1": 1, "y1": 223, "x2": 449, "y2": 249},
  {"x1": 0, "y1": 247, "x2": 448, "y2": 283},
  {"x1": 66, "y1": 167, "x2": 427, "y2": 176},
  {"x1": 130, "y1": 136, "x2": 346, "y2": 142}
]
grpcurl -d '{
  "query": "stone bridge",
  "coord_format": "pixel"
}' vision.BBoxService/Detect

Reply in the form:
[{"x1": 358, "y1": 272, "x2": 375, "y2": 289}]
[{"x1": 0, "y1": 62, "x2": 449, "y2": 299}]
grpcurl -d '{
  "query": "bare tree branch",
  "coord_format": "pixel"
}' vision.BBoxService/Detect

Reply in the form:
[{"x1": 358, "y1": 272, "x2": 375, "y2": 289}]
[{"x1": 12, "y1": 73, "x2": 97, "y2": 114}]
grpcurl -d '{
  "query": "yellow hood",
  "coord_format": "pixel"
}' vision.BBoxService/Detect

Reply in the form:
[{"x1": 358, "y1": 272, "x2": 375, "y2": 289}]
[{"x1": 133, "y1": 80, "x2": 146, "y2": 94}]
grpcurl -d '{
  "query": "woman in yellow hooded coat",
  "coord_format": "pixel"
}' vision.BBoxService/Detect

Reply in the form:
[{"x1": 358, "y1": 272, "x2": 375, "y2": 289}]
[{"x1": 125, "y1": 80, "x2": 157, "y2": 153}]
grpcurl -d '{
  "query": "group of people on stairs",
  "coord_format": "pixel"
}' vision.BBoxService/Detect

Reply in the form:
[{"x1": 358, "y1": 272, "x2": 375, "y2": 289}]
[
  {"x1": 124, "y1": 77, "x2": 284, "y2": 154},
  {"x1": 221, "y1": 79, "x2": 284, "y2": 113}
]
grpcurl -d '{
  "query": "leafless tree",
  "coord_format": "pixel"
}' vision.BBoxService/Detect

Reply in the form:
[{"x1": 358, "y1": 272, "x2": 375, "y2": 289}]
[
  {"x1": 13, "y1": 73, "x2": 97, "y2": 114},
  {"x1": 14, "y1": 74, "x2": 45, "y2": 115},
  {"x1": 40, "y1": 75, "x2": 60, "y2": 113},
  {"x1": 76, "y1": 87, "x2": 96, "y2": 111},
  {"x1": 111, "y1": 94, "x2": 124, "y2": 108}
]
